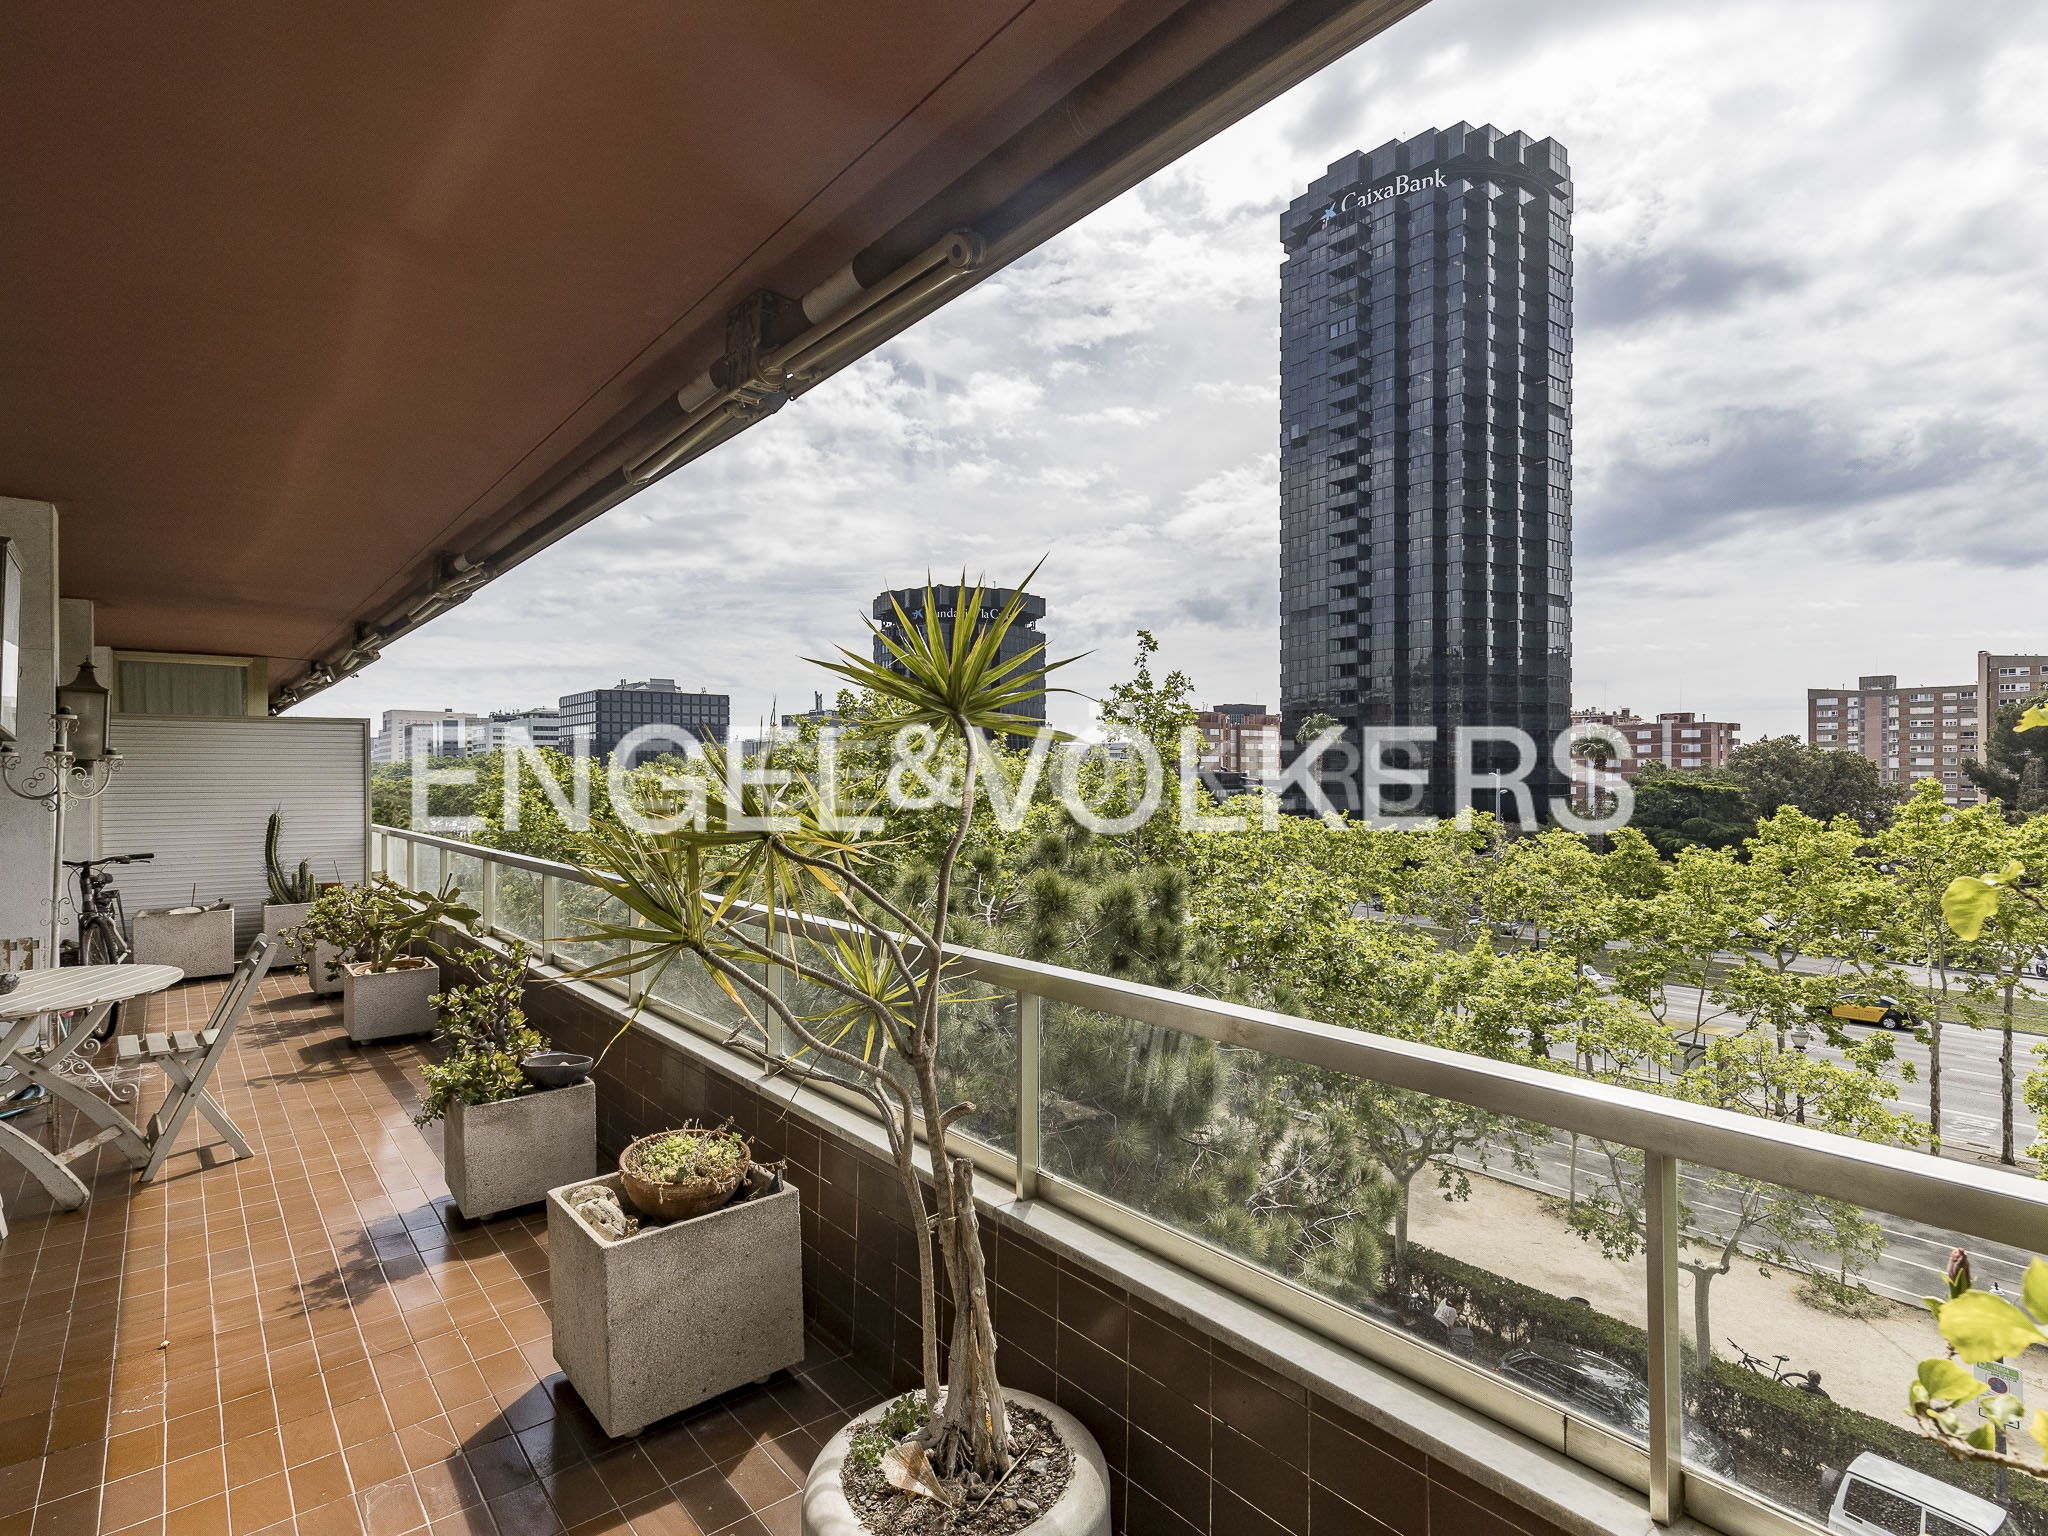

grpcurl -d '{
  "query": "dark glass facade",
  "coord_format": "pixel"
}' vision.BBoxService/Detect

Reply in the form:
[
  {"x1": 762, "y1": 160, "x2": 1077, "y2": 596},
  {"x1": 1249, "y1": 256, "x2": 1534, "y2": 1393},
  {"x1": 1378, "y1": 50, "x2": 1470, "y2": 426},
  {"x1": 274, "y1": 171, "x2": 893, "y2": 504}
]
[
  {"x1": 557, "y1": 679, "x2": 730, "y2": 764},
  {"x1": 873, "y1": 586, "x2": 1047, "y2": 744},
  {"x1": 1279, "y1": 123, "x2": 1572, "y2": 821}
]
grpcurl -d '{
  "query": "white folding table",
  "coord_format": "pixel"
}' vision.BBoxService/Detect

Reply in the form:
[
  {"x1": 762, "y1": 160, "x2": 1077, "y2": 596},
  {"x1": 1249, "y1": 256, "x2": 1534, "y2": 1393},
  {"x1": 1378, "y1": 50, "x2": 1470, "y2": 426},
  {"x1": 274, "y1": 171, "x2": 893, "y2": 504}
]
[{"x1": 0, "y1": 963, "x2": 184, "y2": 1227}]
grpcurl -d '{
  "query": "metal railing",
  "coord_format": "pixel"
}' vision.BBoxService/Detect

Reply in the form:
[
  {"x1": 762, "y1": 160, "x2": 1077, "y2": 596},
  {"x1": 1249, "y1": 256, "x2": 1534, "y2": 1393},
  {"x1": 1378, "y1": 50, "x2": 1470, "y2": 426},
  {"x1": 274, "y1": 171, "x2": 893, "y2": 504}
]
[{"x1": 372, "y1": 824, "x2": 2048, "y2": 1536}]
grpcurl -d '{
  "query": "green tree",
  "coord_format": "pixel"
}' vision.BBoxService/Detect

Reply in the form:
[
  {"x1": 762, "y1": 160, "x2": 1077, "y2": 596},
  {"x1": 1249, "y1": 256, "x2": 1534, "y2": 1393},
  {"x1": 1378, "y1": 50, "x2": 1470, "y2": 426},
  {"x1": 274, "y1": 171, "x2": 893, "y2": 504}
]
[
  {"x1": 1722, "y1": 735, "x2": 1899, "y2": 827},
  {"x1": 1966, "y1": 692, "x2": 2048, "y2": 815},
  {"x1": 1627, "y1": 766, "x2": 1755, "y2": 856}
]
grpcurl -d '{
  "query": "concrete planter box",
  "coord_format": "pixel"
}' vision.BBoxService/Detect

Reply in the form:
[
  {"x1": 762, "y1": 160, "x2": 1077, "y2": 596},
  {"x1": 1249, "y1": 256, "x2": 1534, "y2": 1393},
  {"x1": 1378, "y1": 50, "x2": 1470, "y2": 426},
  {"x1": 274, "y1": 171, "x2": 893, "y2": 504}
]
[
  {"x1": 445, "y1": 1080, "x2": 596, "y2": 1220},
  {"x1": 340, "y1": 959, "x2": 439, "y2": 1042},
  {"x1": 131, "y1": 903, "x2": 236, "y2": 978},
  {"x1": 309, "y1": 940, "x2": 346, "y2": 995},
  {"x1": 262, "y1": 901, "x2": 313, "y2": 968},
  {"x1": 547, "y1": 1168, "x2": 803, "y2": 1438},
  {"x1": 802, "y1": 1390, "x2": 1109, "y2": 1536}
]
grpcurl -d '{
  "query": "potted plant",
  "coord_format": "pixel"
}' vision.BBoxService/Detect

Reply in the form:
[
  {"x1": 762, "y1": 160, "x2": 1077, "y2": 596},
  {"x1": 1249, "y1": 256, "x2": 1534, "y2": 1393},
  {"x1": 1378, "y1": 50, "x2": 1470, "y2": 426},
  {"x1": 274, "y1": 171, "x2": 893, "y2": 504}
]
[
  {"x1": 547, "y1": 1123, "x2": 802, "y2": 1438},
  {"x1": 285, "y1": 876, "x2": 478, "y2": 1042},
  {"x1": 261, "y1": 809, "x2": 319, "y2": 968},
  {"x1": 417, "y1": 948, "x2": 595, "y2": 1220},
  {"x1": 575, "y1": 577, "x2": 1109, "y2": 1533}
]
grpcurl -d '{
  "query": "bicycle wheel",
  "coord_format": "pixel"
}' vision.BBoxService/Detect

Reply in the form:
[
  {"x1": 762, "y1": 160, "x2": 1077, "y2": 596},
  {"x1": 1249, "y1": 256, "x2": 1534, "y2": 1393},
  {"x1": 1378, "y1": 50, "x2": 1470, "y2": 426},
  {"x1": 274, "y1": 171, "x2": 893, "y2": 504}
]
[{"x1": 80, "y1": 916, "x2": 127, "y2": 1039}]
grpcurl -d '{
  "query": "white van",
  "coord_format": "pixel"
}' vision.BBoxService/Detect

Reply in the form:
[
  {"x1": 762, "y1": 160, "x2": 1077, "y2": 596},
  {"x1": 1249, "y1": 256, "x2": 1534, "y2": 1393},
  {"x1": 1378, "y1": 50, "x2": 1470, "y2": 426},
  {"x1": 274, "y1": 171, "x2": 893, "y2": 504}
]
[{"x1": 1825, "y1": 1453, "x2": 2006, "y2": 1536}]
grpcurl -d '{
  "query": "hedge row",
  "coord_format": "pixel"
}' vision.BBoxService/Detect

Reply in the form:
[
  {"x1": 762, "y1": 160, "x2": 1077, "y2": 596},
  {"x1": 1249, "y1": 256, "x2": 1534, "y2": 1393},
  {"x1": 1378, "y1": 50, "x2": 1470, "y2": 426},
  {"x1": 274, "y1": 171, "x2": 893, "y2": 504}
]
[{"x1": 1402, "y1": 1245, "x2": 2048, "y2": 1533}]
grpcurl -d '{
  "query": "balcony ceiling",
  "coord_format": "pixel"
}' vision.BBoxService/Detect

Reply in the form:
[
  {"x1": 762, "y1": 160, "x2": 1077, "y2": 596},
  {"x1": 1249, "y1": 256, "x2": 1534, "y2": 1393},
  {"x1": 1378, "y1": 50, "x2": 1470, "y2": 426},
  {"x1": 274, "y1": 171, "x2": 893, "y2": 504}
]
[{"x1": 0, "y1": 0, "x2": 1419, "y2": 702}]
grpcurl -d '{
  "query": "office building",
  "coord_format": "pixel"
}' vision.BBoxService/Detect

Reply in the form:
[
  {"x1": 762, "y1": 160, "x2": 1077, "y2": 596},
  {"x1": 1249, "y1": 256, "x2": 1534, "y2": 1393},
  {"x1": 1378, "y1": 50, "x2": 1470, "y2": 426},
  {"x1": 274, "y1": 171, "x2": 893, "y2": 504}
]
[
  {"x1": 1568, "y1": 707, "x2": 1739, "y2": 778},
  {"x1": 488, "y1": 707, "x2": 561, "y2": 751},
  {"x1": 872, "y1": 585, "x2": 1047, "y2": 742},
  {"x1": 557, "y1": 678, "x2": 729, "y2": 765},
  {"x1": 1807, "y1": 652, "x2": 2046, "y2": 806},
  {"x1": 1196, "y1": 704, "x2": 1282, "y2": 785},
  {"x1": 371, "y1": 708, "x2": 489, "y2": 765},
  {"x1": 1279, "y1": 123, "x2": 1573, "y2": 820}
]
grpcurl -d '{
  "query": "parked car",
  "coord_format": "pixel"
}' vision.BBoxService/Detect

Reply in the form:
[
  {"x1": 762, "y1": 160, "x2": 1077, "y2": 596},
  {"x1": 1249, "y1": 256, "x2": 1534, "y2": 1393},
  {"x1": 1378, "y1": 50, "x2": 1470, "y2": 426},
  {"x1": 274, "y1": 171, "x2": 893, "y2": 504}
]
[
  {"x1": 1497, "y1": 1343, "x2": 1736, "y2": 1476},
  {"x1": 1820, "y1": 1452, "x2": 2005, "y2": 1535}
]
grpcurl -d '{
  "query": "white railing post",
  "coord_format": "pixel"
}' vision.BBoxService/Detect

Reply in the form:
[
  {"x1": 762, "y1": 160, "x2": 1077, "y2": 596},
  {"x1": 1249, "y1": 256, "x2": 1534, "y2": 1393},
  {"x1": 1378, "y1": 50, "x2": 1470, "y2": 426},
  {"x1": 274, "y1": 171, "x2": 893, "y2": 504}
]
[
  {"x1": 1015, "y1": 990, "x2": 1042, "y2": 1201},
  {"x1": 404, "y1": 833, "x2": 418, "y2": 889},
  {"x1": 540, "y1": 873, "x2": 559, "y2": 967},
  {"x1": 1644, "y1": 1151, "x2": 1683, "y2": 1525},
  {"x1": 480, "y1": 852, "x2": 497, "y2": 935}
]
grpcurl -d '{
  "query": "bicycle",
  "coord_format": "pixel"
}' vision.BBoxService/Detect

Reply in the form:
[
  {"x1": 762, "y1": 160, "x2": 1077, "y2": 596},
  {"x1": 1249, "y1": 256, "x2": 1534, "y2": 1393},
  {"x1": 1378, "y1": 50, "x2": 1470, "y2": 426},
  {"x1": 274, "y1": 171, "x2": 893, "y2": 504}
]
[
  {"x1": 65, "y1": 852, "x2": 153, "y2": 968},
  {"x1": 1728, "y1": 1339, "x2": 1827, "y2": 1396}
]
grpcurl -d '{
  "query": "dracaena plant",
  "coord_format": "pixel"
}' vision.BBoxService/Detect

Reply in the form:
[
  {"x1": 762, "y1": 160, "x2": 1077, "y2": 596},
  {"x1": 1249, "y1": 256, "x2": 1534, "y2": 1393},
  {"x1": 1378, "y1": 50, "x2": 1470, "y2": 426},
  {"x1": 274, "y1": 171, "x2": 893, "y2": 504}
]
[{"x1": 571, "y1": 575, "x2": 1071, "y2": 1493}]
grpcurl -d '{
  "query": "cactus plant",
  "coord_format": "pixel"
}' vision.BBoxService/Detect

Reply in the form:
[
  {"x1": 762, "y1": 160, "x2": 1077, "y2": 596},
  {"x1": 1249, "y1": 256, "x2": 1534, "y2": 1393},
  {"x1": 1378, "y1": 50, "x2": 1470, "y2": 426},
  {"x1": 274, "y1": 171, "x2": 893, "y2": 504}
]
[{"x1": 264, "y1": 809, "x2": 316, "y2": 904}]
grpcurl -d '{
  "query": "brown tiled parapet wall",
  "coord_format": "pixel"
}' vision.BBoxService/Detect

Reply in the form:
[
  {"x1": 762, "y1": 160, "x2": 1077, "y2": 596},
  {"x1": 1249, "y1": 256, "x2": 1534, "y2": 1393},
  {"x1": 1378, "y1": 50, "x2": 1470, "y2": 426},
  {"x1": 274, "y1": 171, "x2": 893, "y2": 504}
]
[{"x1": 522, "y1": 978, "x2": 1585, "y2": 1536}]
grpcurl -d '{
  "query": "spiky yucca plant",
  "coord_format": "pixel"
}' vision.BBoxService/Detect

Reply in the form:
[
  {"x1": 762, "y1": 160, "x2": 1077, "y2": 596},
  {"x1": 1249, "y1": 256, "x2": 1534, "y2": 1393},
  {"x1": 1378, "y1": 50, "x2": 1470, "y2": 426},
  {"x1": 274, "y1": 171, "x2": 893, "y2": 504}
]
[{"x1": 573, "y1": 576, "x2": 1069, "y2": 1491}]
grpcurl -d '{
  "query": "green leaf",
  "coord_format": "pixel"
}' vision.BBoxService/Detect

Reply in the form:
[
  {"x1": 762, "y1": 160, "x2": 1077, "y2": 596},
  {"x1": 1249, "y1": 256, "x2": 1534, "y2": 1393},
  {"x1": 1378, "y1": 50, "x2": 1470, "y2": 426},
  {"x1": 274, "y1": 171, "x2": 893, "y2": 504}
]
[
  {"x1": 1942, "y1": 876, "x2": 2003, "y2": 942},
  {"x1": 2030, "y1": 1409, "x2": 2048, "y2": 1456},
  {"x1": 1982, "y1": 1393, "x2": 2024, "y2": 1427},
  {"x1": 2025, "y1": 1257, "x2": 2048, "y2": 1326},
  {"x1": 1917, "y1": 1358, "x2": 1986, "y2": 1405},
  {"x1": 1966, "y1": 1423, "x2": 1997, "y2": 1451},
  {"x1": 1937, "y1": 1290, "x2": 2048, "y2": 1363}
]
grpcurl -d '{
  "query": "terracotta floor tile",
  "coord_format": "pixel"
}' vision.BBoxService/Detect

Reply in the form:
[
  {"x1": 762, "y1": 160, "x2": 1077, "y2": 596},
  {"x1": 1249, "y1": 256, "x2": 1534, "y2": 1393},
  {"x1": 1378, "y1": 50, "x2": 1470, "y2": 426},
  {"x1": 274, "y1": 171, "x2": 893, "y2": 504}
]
[
  {"x1": 0, "y1": 978, "x2": 852, "y2": 1536},
  {"x1": 226, "y1": 1471, "x2": 293, "y2": 1535}
]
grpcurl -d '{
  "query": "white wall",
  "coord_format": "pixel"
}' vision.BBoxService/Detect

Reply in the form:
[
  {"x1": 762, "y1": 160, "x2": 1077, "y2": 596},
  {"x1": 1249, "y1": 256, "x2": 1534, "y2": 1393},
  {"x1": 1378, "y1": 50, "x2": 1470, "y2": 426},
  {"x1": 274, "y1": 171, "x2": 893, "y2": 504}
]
[
  {"x1": 96, "y1": 716, "x2": 369, "y2": 947},
  {"x1": 0, "y1": 497, "x2": 59, "y2": 954}
]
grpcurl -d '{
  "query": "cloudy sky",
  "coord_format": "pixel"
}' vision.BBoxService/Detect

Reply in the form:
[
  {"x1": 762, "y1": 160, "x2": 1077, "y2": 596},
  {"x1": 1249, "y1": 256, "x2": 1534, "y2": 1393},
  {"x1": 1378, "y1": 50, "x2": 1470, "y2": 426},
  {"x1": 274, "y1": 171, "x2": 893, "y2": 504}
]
[{"x1": 312, "y1": 0, "x2": 2048, "y2": 744}]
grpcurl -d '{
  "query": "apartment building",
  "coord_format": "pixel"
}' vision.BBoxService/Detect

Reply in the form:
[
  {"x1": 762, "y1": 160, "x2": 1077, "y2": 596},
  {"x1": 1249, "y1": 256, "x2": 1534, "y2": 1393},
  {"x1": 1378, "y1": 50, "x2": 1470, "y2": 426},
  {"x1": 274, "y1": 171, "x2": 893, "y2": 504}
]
[
  {"x1": 1568, "y1": 707, "x2": 1739, "y2": 778},
  {"x1": 1806, "y1": 652, "x2": 2046, "y2": 806},
  {"x1": 370, "y1": 707, "x2": 490, "y2": 764},
  {"x1": 1195, "y1": 703, "x2": 1282, "y2": 785}
]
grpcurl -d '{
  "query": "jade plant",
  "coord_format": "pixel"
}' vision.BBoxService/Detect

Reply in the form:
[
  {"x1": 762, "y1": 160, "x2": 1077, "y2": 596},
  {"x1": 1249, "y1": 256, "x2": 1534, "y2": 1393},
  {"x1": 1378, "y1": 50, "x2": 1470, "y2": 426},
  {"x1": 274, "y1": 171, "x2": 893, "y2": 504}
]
[
  {"x1": 629, "y1": 1125, "x2": 750, "y2": 1185},
  {"x1": 284, "y1": 875, "x2": 480, "y2": 980},
  {"x1": 573, "y1": 575, "x2": 1069, "y2": 1493},
  {"x1": 415, "y1": 948, "x2": 546, "y2": 1125}
]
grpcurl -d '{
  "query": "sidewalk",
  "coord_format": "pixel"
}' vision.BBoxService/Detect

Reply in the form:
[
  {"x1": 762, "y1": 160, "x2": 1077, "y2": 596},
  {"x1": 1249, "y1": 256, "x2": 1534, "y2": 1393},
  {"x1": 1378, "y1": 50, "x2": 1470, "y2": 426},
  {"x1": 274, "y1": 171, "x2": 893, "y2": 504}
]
[{"x1": 1407, "y1": 1169, "x2": 1995, "y2": 1426}]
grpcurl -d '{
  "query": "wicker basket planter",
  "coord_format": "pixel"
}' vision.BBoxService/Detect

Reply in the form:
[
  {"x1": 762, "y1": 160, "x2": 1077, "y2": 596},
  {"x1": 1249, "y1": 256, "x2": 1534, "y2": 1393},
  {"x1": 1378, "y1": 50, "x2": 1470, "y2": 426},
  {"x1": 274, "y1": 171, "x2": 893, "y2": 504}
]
[
  {"x1": 618, "y1": 1128, "x2": 748, "y2": 1221},
  {"x1": 547, "y1": 1167, "x2": 803, "y2": 1438}
]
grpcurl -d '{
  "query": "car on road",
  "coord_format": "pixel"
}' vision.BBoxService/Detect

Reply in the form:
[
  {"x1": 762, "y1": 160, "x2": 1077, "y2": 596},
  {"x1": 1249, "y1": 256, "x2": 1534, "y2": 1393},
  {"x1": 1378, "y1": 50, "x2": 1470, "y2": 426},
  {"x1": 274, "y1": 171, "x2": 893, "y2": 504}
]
[
  {"x1": 1826, "y1": 996, "x2": 1919, "y2": 1031},
  {"x1": 1496, "y1": 1342, "x2": 1736, "y2": 1476},
  {"x1": 1821, "y1": 1451, "x2": 2005, "y2": 1535}
]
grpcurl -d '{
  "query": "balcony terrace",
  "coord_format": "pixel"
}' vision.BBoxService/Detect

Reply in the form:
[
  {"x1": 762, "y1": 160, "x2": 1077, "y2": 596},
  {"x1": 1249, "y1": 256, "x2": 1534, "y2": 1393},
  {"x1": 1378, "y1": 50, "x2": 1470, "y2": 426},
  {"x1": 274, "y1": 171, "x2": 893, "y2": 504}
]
[{"x1": 9, "y1": 823, "x2": 2045, "y2": 1536}]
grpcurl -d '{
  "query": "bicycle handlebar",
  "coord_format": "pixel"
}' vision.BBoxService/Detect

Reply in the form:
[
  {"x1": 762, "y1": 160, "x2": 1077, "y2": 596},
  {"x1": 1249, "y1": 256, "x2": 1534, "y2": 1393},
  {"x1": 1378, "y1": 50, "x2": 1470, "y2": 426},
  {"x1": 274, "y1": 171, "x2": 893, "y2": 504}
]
[{"x1": 62, "y1": 852, "x2": 155, "y2": 869}]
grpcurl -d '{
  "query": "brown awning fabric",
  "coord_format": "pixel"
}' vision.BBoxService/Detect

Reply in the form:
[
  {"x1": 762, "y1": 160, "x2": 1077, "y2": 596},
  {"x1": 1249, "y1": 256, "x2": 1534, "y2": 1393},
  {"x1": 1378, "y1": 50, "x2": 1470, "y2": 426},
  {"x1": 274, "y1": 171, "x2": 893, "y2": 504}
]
[{"x1": 0, "y1": 0, "x2": 1420, "y2": 705}]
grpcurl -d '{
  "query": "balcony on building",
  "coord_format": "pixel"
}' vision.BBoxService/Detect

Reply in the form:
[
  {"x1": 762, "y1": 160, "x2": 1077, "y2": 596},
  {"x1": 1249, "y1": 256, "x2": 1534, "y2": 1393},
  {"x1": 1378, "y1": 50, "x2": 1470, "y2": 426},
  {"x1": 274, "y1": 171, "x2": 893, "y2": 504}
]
[{"x1": 5, "y1": 9, "x2": 2048, "y2": 1536}]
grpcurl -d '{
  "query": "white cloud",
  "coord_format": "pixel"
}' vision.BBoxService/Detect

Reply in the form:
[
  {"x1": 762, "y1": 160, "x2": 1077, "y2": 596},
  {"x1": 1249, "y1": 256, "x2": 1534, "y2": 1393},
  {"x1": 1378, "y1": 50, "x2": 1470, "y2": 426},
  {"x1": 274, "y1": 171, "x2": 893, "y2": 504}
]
[{"x1": 319, "y1": 0, "x2": 2048, "y2": 748}]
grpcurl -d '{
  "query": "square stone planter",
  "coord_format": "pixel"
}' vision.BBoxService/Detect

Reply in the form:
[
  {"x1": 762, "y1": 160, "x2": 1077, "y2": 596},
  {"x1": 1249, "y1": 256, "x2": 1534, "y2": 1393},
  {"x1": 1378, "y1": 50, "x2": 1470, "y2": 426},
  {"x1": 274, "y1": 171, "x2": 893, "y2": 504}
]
[
  {"x1": 309, "y1": 940, "x2": 346, "y2": 996},
  {"x1": 547, "y1": 1168, "x2": 803, "y2": 1438},
  {"x1": 445, "y1": 1080, "x2": 596, "y2": 1221},
  {"x1": 340, "y1": 960, "x2": 439, "y2": 1042},
  {"x1": 131, "y1": 903, "x2": 236, "y2": 978},
  {"x1": 262, "y1": 902, "x2": 313, "y2": 969}
]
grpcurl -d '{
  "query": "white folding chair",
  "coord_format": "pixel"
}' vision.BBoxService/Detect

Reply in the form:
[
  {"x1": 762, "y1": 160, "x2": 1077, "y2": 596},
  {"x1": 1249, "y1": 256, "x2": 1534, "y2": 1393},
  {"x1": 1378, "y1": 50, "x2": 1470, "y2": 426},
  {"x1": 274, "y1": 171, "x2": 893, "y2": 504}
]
[{"x1": 117, "y1": 933, "x2": 274, "y2": 1182}]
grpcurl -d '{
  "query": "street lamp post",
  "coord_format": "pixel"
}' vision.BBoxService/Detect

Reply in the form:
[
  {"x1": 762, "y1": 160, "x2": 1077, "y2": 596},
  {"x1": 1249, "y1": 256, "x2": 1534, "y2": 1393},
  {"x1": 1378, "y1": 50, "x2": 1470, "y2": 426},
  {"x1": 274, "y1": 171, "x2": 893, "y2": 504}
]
[
  {"x1": 1790, "y1": 1018, "x2": 1812, "y2": 1126},
  {"x1": 1, "y1": 702, "x2": 123, "y2": 963}
]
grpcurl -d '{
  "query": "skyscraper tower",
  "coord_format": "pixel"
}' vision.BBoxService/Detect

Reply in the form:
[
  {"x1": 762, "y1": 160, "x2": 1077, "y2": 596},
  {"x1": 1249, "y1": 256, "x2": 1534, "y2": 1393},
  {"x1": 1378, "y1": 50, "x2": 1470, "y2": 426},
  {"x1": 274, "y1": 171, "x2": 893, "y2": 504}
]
[{"x1": 1278, "y1": 124, "x2": 1572, "y2": 821}]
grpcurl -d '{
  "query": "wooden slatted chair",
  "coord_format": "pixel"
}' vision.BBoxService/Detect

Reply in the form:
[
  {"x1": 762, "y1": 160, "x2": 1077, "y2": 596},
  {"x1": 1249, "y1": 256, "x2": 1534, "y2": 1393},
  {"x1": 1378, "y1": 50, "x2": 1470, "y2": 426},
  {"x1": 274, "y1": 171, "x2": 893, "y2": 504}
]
[{"x1": 117, "y1": 933, "x2": 274, "y2": 1182}]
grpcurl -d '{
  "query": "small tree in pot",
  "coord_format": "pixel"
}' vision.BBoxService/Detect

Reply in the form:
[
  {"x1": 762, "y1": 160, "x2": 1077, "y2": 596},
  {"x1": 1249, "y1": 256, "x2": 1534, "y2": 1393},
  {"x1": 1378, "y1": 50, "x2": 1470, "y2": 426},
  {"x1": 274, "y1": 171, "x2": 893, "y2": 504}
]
[
  {"x1": 575, "y1": 579, "x2": 1083, "y2": 1509},
  {"x1": 417, "y1": 946, "x2": 595, "y2": 1219},
  {"x1": 285, "y1": 876, "x2": 479, "y2": 1042}
]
